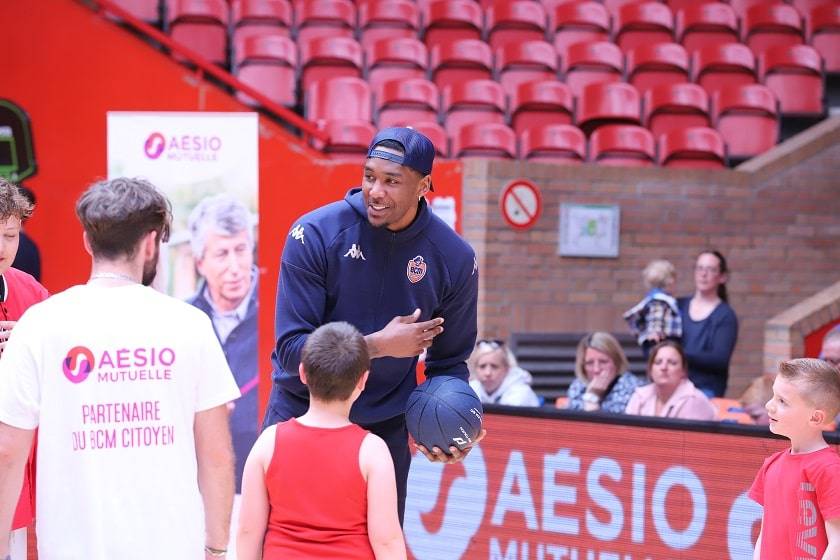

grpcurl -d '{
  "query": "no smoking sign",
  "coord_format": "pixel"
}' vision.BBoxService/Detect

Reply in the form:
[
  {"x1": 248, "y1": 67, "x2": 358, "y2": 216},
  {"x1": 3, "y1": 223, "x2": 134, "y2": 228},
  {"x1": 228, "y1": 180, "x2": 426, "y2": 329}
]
[{"x1": 500, "y1": 180, "x2": 542, "y2": 230}]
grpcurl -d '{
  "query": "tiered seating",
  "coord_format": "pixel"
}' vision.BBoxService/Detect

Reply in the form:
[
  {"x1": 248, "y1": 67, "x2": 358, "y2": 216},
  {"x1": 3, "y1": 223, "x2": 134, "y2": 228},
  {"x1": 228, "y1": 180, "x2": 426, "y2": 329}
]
[
  {"x1": 590, "y1": 125, "x2": 656, "y2": 167},
  {"x1": 453, "y1": 122, "x2": 517, "y2": 159},
  {"x1": 140, "y1": 0, "x2": 833, "y2": 167}
]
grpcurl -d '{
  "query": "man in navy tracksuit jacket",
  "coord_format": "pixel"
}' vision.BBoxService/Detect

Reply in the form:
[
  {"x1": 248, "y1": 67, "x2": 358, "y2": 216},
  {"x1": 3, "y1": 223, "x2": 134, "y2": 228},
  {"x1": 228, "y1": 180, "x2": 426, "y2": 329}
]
[{"x1": 263, "y1": 128, "x2": 479, "y2": 522}]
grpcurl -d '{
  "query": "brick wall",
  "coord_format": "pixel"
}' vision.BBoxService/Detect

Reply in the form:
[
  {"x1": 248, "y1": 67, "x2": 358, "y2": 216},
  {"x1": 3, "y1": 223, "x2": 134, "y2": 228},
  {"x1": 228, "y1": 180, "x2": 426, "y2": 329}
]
[{"x1": 462, "y1": 118, "x2": 840, "y2": 397}]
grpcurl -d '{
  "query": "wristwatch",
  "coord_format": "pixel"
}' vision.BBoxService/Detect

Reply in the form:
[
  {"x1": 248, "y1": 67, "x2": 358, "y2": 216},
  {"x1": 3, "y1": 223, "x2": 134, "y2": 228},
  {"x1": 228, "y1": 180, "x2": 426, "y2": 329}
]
[{"x1": 582, "y1": 392, "x2": 601, "y2": 405}]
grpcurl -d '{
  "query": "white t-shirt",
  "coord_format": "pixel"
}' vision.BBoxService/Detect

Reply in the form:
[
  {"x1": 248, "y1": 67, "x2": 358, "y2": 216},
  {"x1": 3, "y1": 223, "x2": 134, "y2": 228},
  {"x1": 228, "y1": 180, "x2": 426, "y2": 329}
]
[{"x1": 0, "y1": 284, "x2": 241, "y2": 560}]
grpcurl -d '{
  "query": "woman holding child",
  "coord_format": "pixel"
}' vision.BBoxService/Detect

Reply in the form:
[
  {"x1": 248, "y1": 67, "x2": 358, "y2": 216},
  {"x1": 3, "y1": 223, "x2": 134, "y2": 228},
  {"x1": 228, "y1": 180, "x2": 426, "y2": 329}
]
[{"x1": 625, "y1": 340, "x2": 716, "y2": 420}]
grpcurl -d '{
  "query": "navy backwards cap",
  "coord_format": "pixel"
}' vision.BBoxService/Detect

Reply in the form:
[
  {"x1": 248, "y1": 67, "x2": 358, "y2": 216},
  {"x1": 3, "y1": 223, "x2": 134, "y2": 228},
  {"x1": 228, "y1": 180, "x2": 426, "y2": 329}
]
[{"x1": 366, "y1": 127, "x2": 435, "y2": 190}]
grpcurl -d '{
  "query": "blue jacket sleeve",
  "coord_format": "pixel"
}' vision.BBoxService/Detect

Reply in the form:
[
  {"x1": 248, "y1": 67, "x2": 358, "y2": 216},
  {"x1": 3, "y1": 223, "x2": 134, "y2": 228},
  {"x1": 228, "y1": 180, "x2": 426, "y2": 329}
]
[
  {"x1": 271, "y1": 223, "x2": 328, "y2": 380},
  {"x1": 685, "y1": 305, "x2": 738, "y2": 373},
  {"x1": 423, "y1": 252, "x2": 478, "y2": 382}
]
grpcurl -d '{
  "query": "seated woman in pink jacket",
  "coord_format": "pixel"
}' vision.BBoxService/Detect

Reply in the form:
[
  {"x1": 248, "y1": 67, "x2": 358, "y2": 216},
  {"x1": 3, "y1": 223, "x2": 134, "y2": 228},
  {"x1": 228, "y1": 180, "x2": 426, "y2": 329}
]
[{"x1": 625, "y1": 340, "x2": 716, "y2": 421}]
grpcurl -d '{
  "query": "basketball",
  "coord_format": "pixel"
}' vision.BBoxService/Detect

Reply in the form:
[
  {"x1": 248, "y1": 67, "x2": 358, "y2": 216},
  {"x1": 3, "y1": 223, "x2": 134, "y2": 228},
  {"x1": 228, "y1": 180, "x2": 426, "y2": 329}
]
[{"x1": 405, "y1": 375, "x2": 483, "y2": 453}]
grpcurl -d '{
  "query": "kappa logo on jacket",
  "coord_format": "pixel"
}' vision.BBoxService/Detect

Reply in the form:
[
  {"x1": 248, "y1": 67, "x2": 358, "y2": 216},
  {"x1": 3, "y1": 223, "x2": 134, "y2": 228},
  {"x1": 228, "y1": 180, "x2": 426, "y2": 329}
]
[
  {"x1": 289, "y1": 224, "x2": 305, "y2": 244},
  {"x1": 407, "y1": 255, "x2": 427, "y2": 283},
  {"x1": 343, "y1": 244, "x2": 366, "y2": 260}
]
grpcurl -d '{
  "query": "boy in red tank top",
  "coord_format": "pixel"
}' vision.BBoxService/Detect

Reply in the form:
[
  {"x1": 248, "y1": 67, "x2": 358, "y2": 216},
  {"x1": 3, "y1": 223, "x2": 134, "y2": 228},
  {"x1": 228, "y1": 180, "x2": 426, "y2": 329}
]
[
  {"x1": 749, "y1": 358, "x2": 840, "y2": 560},
  {"x1": 237, "y1": 322, "x2": 406, "y2": 560}
]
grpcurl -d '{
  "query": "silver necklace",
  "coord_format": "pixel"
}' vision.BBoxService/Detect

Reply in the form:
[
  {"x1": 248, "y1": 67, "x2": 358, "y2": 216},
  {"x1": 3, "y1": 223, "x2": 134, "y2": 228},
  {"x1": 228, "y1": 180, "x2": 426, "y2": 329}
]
[{"x1": 89, "y1": 272, "x2": 138, "y2": 284}]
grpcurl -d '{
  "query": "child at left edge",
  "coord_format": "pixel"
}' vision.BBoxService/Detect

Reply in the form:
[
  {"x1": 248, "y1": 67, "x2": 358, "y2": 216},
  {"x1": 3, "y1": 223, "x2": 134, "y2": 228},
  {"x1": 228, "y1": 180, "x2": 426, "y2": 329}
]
[{"x1": 749, "y1": 358, "x2": 840, "y2": 560}]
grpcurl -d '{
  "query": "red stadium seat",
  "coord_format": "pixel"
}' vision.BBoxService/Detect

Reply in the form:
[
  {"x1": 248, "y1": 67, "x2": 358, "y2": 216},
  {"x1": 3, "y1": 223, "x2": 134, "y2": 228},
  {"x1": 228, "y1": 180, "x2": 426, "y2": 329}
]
[
  {"x1": 169, "y1": 0, "x2": 229, "y2": 65},
  {"x1": 590, "y1": 125, "x2": 656, "y2": 167},
  {"x1": 318, "y1": 119, "x2": 377, "y2": 160},
  {"x1": 604, "y1": 0, "x2": 652, "y2": 16},
  {"x1": 693, "y1": 43, "x2": 757, "y2": 97},
  {"x1": 511, "y1": 80, "x2": 574, "y2": 136},
  {"x1": 235, "y1": 33, "x2": 297, "y2": 107},
  {"x1": 714, "y1": 84, "x2": 779, "y2": 160},
  {"x1": 306, "y1": 77, "x2": 372, "y2": 123},
  {"x1": 744, "y1": 3, "x2": 805, "y2": 56},
  {"x1": 794, "y1": 0, "x2": 836, "y2": 16},
  {"x1": 496, "y1": 41, "x2": 559, "y2": 97},
  {"x1": 366, "y1": 38, "x2": 428, "y2": 95},
  {"x1": 112, "y1": 0, "x2": 160, "y2": 23},
  {"x1": 809, "y1": 4, "x2": 840, "y2": 74},
  {"x1": 359, "y1": 0, "x2": 419, "y2": 50},
  {"x1": 644, "y1": 83, "x2": 711, "y2": 138},
  {"x1": 296, "y1": 0, "x2": 356, "y2": 44},
  {"x1": 658, "y1": 126, "x2": 726, "y2": 169},
  {"x1": 443, "y1": 79, "x2": 506, "y2": 138},
  {"x1": 376, "y1": 78, "x2": 440, "y2": 129},
  {"x1": 453, "y1": 122, "x2": 517, "y2": 159},
  {"x1": 487, "y1": 1, "x2": 549, "y2": 50},
  {"x1": 423, "y1": 0, "x2": 483, "y2": 50},
  {"x1": 411, "y1": 122, "x2": 450, "y2": 157},
  {"x1": 675, "y1": 3, "x2": 739, "y2": 53},
  {"x1": 300, "y1": 36, "x2": 363, "y2": 91},
  {"x1": 430, "y1": 39, "x2": 494, "y2": 92},
  {"x1": 729, "y1": 0, "x2": 785, "y2": 18},
  {"x1": 627, "y1": 42, "x2": 690, "y2": 95},
  {"x1": 562, "y1": 41, "x2": 624, "y2": 98},
  {"x1": 666, "y1": 0, "x2": 726, "y2": 12},
  {"x1": 615, "y1": 2, "x2": 675, "y2": 52},
  {"x1": 232, "y1": 0, "x2": 291, "y2": 48},
  {"x1": 577, "y1": 82, "x2": 642, "y2": 136},
  {"x1": 552, "y1": 1, "x2": 611, "y2": 56},
  {"x1": 760, "y1": 45, "x2": 825, "y2": 116},
  {"x1": 520, "y1": 124, "x2": 586, "y2": 164}
]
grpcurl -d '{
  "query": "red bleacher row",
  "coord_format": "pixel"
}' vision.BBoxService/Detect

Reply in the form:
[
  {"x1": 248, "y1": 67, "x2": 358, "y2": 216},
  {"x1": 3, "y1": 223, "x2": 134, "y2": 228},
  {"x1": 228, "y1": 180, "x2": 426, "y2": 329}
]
[{"x1": 113, "y1": 0, "x2": 840, "y2": 165}]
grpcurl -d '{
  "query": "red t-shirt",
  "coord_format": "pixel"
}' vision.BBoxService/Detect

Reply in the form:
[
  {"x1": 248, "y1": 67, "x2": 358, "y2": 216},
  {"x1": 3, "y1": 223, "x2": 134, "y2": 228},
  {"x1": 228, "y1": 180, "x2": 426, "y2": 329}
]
[
  {"x1": 3, "y1": 267, "x2": 49, "y2": 529},
  {"x1": 749, "y1": 446, "x2": 840, "y2": 560},
  {"x1": 263, "y1": 418, "x2": 375, "y2": 560}
]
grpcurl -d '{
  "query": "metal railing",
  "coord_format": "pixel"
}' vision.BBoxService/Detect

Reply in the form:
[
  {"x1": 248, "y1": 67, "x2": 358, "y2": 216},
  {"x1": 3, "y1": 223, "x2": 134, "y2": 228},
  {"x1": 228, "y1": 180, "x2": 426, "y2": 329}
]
[{"x1": 85, "y1": 0, "x2": 329, "y2": 143}]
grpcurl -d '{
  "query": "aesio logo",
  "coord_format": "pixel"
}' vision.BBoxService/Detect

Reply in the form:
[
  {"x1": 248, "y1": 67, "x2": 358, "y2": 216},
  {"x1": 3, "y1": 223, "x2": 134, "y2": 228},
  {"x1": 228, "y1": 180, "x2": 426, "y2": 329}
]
[{"x1": 62, "y1": 346, "x2": 95, "y2": 384}]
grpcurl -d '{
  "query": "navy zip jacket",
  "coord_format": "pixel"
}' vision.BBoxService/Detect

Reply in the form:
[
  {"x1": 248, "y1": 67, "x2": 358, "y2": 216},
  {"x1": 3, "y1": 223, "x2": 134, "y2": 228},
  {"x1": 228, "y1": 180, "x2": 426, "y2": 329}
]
[{"x1": 268, "y1": 188, "x2": 478, "y2": 426}]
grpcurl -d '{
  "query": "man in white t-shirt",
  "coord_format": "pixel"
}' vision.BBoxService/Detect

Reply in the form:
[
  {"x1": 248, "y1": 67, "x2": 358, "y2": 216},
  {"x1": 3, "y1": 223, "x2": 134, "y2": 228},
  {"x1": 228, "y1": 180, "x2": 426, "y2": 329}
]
[{"x1": 0, "y1": 177, "x2": 241, "y2": 560}]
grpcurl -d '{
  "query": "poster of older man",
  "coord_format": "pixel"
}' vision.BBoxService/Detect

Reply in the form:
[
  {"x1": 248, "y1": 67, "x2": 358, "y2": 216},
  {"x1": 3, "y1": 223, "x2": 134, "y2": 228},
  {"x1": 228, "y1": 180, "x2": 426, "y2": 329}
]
[{"x1": 188, "y1": 194, "x2": 258, "y2": 492}]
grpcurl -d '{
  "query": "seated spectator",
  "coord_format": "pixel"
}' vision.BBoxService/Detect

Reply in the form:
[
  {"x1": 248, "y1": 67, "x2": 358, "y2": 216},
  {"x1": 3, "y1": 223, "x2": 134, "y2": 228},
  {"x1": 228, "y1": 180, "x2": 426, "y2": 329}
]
[
  {"x1": 566, "y1": 332, "x2": 645, "y2": 413},
  {"x1": 623, "y1": 259, "x2": 682, "y2": 359},
  {"x1": 819, "y1": 326, "x2": 840, "y2": 427},
  {"x1": 625, "y1": 340, "x2": 716, "y2": 420},
  {"x1": 468, "y1": 339, "x2": 540, "y2": 407},
  {"x1": 819, "y1": 326, "x2": 840, "y2": 369},
  {"x1": 738, "y1": 373, "x2": 773, "y2": 425}
]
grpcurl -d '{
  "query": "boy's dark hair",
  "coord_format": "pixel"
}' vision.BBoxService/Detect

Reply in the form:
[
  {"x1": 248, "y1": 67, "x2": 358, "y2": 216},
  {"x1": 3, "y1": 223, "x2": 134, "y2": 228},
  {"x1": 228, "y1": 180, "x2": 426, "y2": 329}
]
[
  {"x1": 779, "y1": 358, "x2": 840, "y2": 419},
  {"x1": 0, "y1": 178, "x2": 34, "y2": 222},
  {"x1": 301, "y1": 322, "x2": 370, "y2": 402},
  {"x1": 75, "y1": 177, "x2": 171, "y2": 260}
]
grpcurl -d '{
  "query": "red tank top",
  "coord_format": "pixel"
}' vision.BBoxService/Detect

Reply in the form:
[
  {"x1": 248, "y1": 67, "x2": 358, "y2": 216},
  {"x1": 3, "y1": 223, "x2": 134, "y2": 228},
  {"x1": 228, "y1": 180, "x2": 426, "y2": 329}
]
[
  {"x1": 4, "y1": 268, "x2": 49, "y2": 529},
  {"x1": 263, "y1": 418, "x2": 375, "y2": 560}
]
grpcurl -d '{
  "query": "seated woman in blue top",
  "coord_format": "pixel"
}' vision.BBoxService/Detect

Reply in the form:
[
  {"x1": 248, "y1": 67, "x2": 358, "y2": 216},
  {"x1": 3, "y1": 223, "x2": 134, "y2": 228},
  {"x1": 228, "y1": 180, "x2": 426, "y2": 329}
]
[
  {"x1": 677, "y1": 250, "x2": 739, "y2": 398},
  {"x1": 566, "y1": 332, "x2": 645, "y2": 413}
]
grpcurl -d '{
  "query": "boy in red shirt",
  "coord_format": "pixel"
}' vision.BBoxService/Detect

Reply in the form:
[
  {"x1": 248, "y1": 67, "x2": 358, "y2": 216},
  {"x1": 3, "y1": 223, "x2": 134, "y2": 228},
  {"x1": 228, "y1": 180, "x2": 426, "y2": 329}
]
[
  {"x1": 237, "y1": 322, "x2": 406, "y2": 560},
  {"x1": 749, "y1": 358, "x2": 840, "y2": 560},
  {"x1": 0, "y1": 179, "x2": 48, "y2": 560}
]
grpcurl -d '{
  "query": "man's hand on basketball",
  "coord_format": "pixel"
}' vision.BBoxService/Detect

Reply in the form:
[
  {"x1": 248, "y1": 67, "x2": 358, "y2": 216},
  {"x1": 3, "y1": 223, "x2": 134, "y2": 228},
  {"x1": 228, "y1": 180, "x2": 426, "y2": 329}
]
[
  {"x1": 367, "y1": 308, "x2": 444, "y2": 359},
  {"x1": 416, "y1": 428, "x2": 486, "y2": 464}
]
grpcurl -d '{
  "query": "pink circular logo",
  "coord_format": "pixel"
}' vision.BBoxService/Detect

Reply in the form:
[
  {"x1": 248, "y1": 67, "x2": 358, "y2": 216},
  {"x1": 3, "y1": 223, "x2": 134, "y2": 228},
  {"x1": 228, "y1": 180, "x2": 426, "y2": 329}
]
[
  {"x1": 144, "y1": 132, "x2": 166, "y2": 159},
  {"x1": 62, "y1": 346, "x2": 94, "y2": 384}
]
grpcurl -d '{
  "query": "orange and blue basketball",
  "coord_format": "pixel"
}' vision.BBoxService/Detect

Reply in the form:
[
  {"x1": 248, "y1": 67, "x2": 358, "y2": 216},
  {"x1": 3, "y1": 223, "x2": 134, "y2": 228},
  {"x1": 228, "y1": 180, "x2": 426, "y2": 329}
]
[{"x1": 405, "y1": 375, "x2": 483, "y2": 454}]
